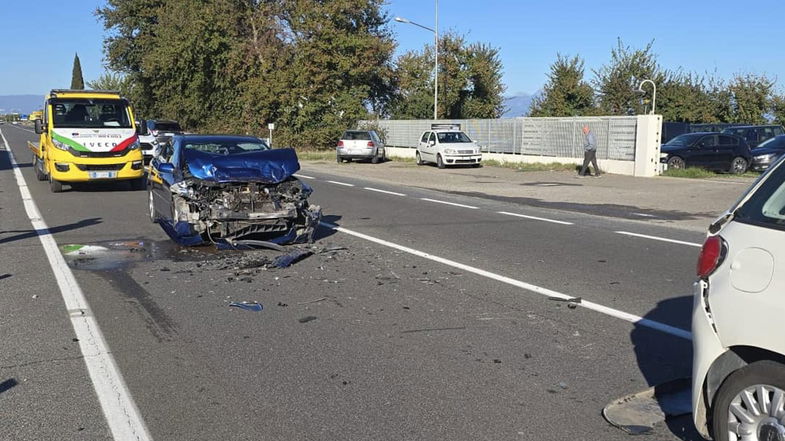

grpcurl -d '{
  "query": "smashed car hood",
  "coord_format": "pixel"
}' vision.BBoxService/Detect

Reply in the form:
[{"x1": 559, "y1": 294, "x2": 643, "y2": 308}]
[{"x1": 184, "y1": 148, "x2": 301, "y2": 184}]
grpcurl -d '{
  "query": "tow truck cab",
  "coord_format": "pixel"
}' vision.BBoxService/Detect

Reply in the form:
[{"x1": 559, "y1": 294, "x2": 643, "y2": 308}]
[{"x1": 30, "y1": 89, "x2": 144, "y2": 192}]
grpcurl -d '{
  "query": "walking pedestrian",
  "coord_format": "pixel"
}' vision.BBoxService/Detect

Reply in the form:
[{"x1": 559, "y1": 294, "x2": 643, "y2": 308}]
[{"x1": 579, "y1": 124, "x2": 600, "y2": 177}]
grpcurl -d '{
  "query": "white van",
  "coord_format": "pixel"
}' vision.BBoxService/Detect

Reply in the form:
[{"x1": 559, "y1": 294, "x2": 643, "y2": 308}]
[
  {"x1": 416, "y1": 129, "x2": 482, "y2": 168},
  {"x1": 692, "y1": 153, "x2": 785, "y2": 440}
]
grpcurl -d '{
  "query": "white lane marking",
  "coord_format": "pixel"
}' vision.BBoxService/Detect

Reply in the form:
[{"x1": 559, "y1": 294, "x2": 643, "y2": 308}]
[
  {"x1": 327, "y1": 180, "x2": 355, "y2": 187},
  {"x1": 616, "y1": 231, "x2": 702, "y2": 248},
  {"x1": 294, "y1": 174, "x2": 315, "y2": 180},
  {"x1": 498, "y1": 211, "x2": 574, "y2": 226},
  {"x1": 632, "y1": 213, "x2": 656, "y2": 218},
  {"x1": 420, "y1": 198, "x2": 478, "y2": 209},
  {"x1": 364, "y1": 187, "x2": 406, "y2": 197},
  {"x1": 0, "y1": 130, "x2": 152, "y2": 440},
  {"x1": 320, "y1": 221, "x2": 692, "y2": 340}
]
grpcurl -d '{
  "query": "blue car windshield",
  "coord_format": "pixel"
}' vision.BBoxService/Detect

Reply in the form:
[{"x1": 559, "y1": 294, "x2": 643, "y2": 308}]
[
  {"x1": 665, "y1": 133, "x2": 703, "y2": 146},
  {"x1": 183, "y1": 140, "x2": 270, "y2": 155}
]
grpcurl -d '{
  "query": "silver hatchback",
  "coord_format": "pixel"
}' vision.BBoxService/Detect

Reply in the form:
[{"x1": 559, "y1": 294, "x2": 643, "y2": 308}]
[{"x1": 336, "y1": 130, "x2": 385, "y2": 163}]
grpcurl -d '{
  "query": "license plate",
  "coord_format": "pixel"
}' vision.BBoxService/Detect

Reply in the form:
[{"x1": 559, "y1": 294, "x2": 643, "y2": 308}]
[{"x1": 88, "y1": 171, "x2": 117, "y2": 179}]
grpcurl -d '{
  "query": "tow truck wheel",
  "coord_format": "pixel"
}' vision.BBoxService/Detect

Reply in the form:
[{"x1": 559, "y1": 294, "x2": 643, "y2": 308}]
[
  {"x1": 49, "y1": 176, "x2": 63, "y2": 193},
  {"x1": 33, "y1": 155, "x2": 47, "y2": 181}
]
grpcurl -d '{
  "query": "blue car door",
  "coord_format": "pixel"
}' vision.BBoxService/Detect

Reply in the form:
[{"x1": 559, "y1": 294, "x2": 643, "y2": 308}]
[{"x1": 149, "y1": 141, "x2": 177, "y2": 219}]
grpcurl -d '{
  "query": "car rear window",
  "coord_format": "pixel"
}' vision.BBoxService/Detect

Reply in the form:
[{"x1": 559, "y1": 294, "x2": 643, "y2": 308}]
[
  {"x1": 342, "y1": 131, "x2": 372, "y2": 140},
  {"x1": 735, "y1": 159, "x2": 785, "y2": 230}
]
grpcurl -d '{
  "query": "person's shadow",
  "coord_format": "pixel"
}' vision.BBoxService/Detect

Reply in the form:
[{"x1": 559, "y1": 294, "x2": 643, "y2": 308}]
[{"x1": 630, "y1": 295, "x2": 703, "y2": 440}]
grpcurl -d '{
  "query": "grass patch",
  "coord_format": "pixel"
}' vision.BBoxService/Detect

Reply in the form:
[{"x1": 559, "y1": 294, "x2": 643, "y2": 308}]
[
  {"x1": 662, "y1": 167, "x2": 760, "y2": 179},
  {"x1": 296, "y1": 150, "x2": 335, "y2": 161},
  {"x1": 481, "y1": 159, "x2": 578, "y2": 172}
]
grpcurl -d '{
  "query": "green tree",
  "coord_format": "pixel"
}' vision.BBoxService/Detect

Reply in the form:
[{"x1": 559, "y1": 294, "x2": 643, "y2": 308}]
[
  {"x1": 593, "y1": 39, "x2": 665, "y2": 115},
  {"x1": 529, "y1": 54, "x2": 595, "y2": 117},
  {"x1": 388, "y1": 48, "x2": 435, "y2": 119},
  {"x1": 86, "y1": 71, "x2": 130, "y2": 95},
  {"x1": 71, "y1": 53, "x2": 85, "y2": 90},
  {"x1": 727, "y1": 73, "x2": 774, "y2": 124},
  {"x1": 655, "y1": 72, "x2": 717, "y2": 123},
  {"x1": 771, "y1": 93, "x2": 785, "y2": 125},
  {"x1": 97, "y1": 0, "x2": 167, "y2": 115},
  {"x1": 390, "y1": 32, "x2": 505, "y2": 119}
]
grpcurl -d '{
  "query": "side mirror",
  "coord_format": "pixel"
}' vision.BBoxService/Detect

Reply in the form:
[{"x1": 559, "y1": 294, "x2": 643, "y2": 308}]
[
  {"x1": 158, "y1": 163, "x2": 175, "y2": 173},
  {"x1": 429, "y1": 140, "x2": 436, "y2": 147},
  {"x1": 136, "y1": 120, "x2": 148, "y2": 135},
  {"x1": 34, "y1": 119, "x2": 44, "y2": 134}
]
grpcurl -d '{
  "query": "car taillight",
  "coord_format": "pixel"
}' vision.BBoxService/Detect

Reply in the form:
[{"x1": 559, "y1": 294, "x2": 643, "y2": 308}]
[
  {"x1": 367, "y1": 141, "x2": 375, "y2": 147},
  {"x1": 337, "y1": 141, "x2": 344, "y2": 148},
  {"x1": 697, "y1": 235, "x2": 726, "y2": 278}
]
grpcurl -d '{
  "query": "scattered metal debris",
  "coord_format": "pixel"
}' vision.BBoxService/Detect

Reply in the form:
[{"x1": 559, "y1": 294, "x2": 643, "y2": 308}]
[
  {"x1": 603, "y1": 378, "x2": 691, "y2": 435},
  {"x1": 272, "y1": 249, "x2": 313, "y2": 268},
  {"x1": 229, "y1": 301, "x2": 264, "y2": 312},
  {"x1": 297, "y1": 297, "x2": 326, "y2": 305}
]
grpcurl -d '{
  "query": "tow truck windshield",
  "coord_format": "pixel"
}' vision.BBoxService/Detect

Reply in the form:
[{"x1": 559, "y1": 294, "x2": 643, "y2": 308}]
[{"x1": 51, "y1": 99, "x2": 132, "y2": 129}]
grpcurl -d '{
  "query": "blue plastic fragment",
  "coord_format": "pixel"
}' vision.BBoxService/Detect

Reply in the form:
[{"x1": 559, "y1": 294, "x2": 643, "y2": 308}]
[{"x1": 229, "y1": 301, "x2": 263, "y2": 312}]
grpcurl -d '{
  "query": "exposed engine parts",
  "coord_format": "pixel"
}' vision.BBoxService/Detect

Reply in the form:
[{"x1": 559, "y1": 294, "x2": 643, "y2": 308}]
[{"x1": 169, "y1": 177, "x2": 321, "y2": 244}]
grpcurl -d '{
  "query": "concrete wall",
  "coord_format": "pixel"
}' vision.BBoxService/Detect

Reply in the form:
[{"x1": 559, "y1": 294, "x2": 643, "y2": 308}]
[{"x1": 373, "y1": 115, "x2": 663, "y2": 177}]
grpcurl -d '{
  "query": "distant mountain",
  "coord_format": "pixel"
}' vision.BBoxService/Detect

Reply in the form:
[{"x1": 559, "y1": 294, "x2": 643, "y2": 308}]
[
  {"x1": 502, "y1": 93, "x2": 536, "y2": 118},
  {"x1": 0, "y1": 95, "x2": 43, "y2": 115}
]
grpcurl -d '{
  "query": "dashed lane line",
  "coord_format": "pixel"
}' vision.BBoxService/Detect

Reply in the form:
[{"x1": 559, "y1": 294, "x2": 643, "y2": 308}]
[
  {"x1": 320, "y1": 221, "x2": 692, "y2": 341},
  {"x1": 0, "y1": 129, "x2": 153, "y2": 440},
  {"x1": 615, "y1": 231, "x2": 702, "y2": 248},
  {"x1": 364, "y1": 187, "x2": 406, "y2": 197},
  {"x1": 497, "y1": 211, "x2": 574, "y2": 226},
  {"x1": 420, "y1": 197, "x2": 478, "y2": 209},
  {"x1": 294, "y1": 174, "x2": 315, "y2": 179},
  {"x1": 326, "y1": 180, "x2": 355, "y2": 187}
]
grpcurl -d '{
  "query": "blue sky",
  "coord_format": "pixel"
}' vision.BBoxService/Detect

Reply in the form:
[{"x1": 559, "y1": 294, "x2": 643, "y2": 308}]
[{"x1": 1, "y1": 0, "x2": 783, "y2": 96}]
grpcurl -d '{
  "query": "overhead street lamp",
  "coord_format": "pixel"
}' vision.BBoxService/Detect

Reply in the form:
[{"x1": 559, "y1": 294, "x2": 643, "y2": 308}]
[
  {"x1": 635, "y1": 79, "x2": 657, "y2": 115},
  {"x1": 394, "y1": 2, "x2": 439, "y2": 120}
]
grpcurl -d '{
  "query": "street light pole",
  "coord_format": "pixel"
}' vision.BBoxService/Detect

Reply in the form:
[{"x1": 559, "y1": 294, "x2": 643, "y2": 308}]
[
  {"x1": 434, "y1": 0, "x2": 438, "y2": 120},
  {"x1": 394, "y1": 2, "x2": 439, "y2": 120},
  {"x1": 636, "y1": 79, "x2": 657, "y2": 115}
]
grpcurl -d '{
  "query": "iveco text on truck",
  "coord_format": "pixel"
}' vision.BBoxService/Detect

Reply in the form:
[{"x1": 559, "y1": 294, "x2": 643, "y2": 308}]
[{"x1": 29, "y1": 89, "x2": 144, "y2": 192}]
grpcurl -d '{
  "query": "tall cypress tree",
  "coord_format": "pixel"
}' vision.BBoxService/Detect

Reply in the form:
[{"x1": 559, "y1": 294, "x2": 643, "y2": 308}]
[{"x1": 71, "y1": 53, "x2": 85, "y2": 90}]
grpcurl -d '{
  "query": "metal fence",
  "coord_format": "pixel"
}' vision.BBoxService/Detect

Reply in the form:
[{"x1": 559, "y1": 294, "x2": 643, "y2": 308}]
[{"x1": 361, "y1": 116, "x2": 639, "y2": 161}]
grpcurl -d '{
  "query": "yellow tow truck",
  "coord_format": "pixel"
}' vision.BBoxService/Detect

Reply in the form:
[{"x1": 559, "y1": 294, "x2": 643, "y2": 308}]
[{"x1": 29, "y1": 89, "x2": 144, "y2": 192}]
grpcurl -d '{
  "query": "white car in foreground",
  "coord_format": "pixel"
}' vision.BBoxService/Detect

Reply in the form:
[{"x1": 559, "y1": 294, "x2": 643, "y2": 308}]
[
  {"x1": 693, "y1": 153, "x2": 785, "y2": 441},
  {"x1": 416, "y1": 130, "x2": 482, "y2": 168}
]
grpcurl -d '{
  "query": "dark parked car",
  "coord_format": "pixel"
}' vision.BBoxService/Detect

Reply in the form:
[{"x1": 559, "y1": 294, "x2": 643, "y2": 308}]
[
  {"x1": 750, "y1": 135, "x2": 785, "y2": 171},
  {"x1": 148, "y1": 134, "x2": 321, "y2": 247},
  {"x1": 138, "y1": 119, "x2": 184, "y2": 164},
  {"x1": 660, "y1": 132, "x2": 751, "y2": 174},
  {"x1": 721, "y1": 125, "x2": 785, "y2": 149}
]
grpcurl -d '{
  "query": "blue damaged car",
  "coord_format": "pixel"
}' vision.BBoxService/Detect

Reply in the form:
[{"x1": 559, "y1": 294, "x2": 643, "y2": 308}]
[{"x1": 147, "y1": 134, "x2": 321, "y2": 247}]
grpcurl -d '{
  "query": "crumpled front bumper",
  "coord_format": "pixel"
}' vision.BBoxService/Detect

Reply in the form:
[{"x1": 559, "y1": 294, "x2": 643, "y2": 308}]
[{"x1": 158, "y1": 204, "x2": 322, "y2": 248}]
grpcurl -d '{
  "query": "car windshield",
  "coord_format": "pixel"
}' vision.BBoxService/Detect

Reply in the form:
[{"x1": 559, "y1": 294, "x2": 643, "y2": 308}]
[
  {"x1": 755, "y1": 137, "x2": 785, "y2": 150},
  {"x1": 664, "y1": 133, "x2": 703, "y2": 146},
  {"x1": 437, "y1": 132, "x2": 472, "y2": 143},
  {"x1": 183, "y1": 140, "x2": 270, "y2": 155},
  {"x1": 51, "y1": 98, "x2": 132, "y2": 129},
  {"x1": 341, "y1": 131, "x2": 372, "y2": 140}
]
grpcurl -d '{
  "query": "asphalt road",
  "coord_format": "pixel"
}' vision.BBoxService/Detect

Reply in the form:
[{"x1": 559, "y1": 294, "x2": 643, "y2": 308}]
[{"x1": 1, "y1": 123, "x2": 706, "y2": 440}]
